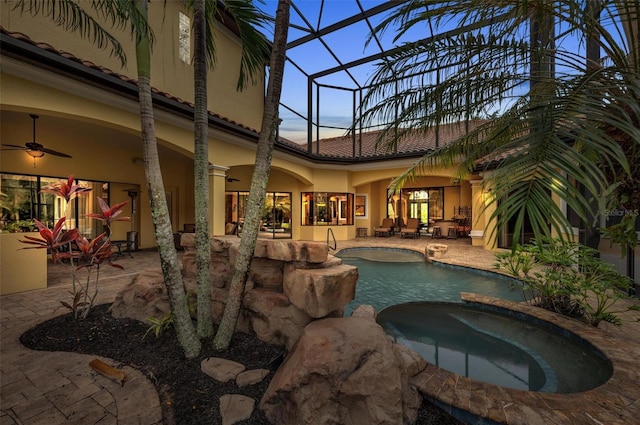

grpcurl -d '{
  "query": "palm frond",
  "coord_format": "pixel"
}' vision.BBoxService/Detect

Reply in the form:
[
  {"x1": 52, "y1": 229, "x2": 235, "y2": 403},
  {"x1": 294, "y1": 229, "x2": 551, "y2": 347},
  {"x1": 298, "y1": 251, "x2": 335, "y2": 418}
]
[
  {"x1": 10, "y1": 0, "x2": 147, "y2": 67},
  {"x1": 365, "y1": 0, "x2": 639, "y2": 247},
  {"x1": 184, "y1": 0, "x2": 271, "y2": 90},
  {"x1": 226, "y1": 0, "x2": 271, "y2": 90}
]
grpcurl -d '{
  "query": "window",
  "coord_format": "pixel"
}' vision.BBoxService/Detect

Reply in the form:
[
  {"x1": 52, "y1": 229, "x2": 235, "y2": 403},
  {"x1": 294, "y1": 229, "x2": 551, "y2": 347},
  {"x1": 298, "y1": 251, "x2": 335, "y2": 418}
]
[
  {"x1": 1, "y1": 173, "x2": 108, "y2": 238},
  {"x1": 1, "y1": 174, "x2": 39, "y2": 229},
  {"x1": 386, "y1": 187, "x2": 443, "y2": 227},
  {"x1": 225, "y1": 191, "x2": 292, "y2": 239},
  {"x1": 427, "y1": 188, "x2": 444, "y2": 221},
  {"x1": 302, "y1": 192, "x2": 354, "y2": 226},
  {"x1": 179, "y1": 12, "x2": 190, "y2": 64},
  {"x1": 355, "y1": 194, "x2": 367, "y2": 218},
  {"x1": 407, "y1": 189, "x2": 430, "y2": 223}
]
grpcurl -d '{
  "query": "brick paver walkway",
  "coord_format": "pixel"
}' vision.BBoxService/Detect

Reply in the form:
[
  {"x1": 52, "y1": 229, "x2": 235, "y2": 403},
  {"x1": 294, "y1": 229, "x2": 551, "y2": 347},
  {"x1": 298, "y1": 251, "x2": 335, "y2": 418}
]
[
  {"x1": 1, "y1": 256, "x2": 162, "y2": 425},
  {"x1": 2, "y1": 236, "x2": 639, "y2": 424}
]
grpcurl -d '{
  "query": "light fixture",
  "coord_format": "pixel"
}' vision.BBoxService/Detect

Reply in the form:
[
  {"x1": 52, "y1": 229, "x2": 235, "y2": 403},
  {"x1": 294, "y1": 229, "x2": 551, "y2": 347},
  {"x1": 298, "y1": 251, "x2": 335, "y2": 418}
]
[
  {"x1": 26, "y1": 149, "x2": 45, "y2": 158},
  {"x1": 25, "y1": 148, "x2": 44, "y2": 167}
]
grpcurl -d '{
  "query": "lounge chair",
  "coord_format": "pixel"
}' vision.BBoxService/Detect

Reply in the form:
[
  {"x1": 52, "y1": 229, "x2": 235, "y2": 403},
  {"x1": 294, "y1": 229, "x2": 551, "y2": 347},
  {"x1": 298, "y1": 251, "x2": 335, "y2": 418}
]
[
  {"x1": 374, "y1": 218, "x2": 394, "y2": 237},
  {"x1": 400, "y1": 218, "x2": 420, "y2": 238},
  {"x1": 225, "y1": 222, "x2": 237, "y2": 235}
]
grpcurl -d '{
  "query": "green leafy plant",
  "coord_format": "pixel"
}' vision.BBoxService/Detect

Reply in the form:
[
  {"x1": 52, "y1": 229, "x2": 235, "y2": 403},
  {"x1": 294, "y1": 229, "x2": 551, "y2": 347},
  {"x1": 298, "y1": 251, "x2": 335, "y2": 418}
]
[
  {"x1": 19, "y1": 175, "x2": 129, "y2": 319},
  {"x1": 143, "y1": 311, "x2": 174, "y2": 340},
  {"x1": 496, "y1": 237, "x2": 636, "y2": 327},
  {"x1": 2, "y1": 219, "x2": 36, "y2": 233},
  {"x1": 600, "y1": 213, "x2": 639, "y2": 256}
]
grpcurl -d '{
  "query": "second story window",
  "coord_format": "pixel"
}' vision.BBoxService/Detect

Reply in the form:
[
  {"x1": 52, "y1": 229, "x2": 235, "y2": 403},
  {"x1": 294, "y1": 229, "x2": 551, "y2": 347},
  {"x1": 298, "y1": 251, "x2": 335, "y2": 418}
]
[{"x1": 179, "y1": 12, "x2": 190, "y2": 64}]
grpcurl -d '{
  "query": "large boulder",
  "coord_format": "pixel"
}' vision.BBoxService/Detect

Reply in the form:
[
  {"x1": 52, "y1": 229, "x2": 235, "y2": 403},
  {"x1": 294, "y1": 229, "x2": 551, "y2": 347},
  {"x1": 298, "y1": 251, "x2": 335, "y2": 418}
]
[
  {"x1": 181, "y1": 237, "x2": 232, "y2": 288},
  {"x1": 392, "y1": 344, "x2": 426, "y2": 424},
  {"x1": 283, "y1": 264, "x2": 358, "y2": 318},
  {"x1": 243, "y1": 288, "x2": 314, "y2": 349},
  {"x1": 109, "y1": 270, "x2": 170, "y2": 322},
  {"x1": 252, "y1": 239, "x2": 329, "y2": 263},
  {"x1": 260, "y1": 317, "x2": 421, "y2": 425},
  {"x1": 112, "y1": 237, "x2": 357, "y2": 351},
  {"x1": 246, "y1": 257, "x2": 285, "y2": 291}
]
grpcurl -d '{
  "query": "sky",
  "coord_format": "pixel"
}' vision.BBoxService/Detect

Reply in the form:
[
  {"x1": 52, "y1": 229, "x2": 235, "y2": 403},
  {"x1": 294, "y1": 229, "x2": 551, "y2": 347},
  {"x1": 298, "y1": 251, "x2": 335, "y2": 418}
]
[
  {"x1": 253, "y1": 1, "x2": 615, "y2": 145},
  {"x1": 256, "y1": 1, "x2": 415, "y2": 143}
]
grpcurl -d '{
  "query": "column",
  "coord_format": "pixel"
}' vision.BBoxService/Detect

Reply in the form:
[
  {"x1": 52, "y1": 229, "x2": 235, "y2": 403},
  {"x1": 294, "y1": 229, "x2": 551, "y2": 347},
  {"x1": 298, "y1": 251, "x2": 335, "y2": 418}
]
[
  {"x1": 209, "y1": 164, "x2": 229, "y2": 236},
  {"x1": 469, "y1": 179, "x2": 486, "y2": 248}
]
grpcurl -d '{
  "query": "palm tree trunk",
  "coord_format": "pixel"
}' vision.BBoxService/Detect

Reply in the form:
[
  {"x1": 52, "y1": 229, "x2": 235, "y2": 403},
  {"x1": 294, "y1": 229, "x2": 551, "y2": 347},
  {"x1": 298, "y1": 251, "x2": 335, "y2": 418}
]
[
  {"x1": 581, "y1": 0, "x2": 603, "y2": 250},
  {"x1": 134, "y1": 0, "x2": 200, "y2": 358},
  {"x1": 193, "y1": 0, "x2": 213, "y2": 339},
  {"x1": 213, "y1": 0, "x2": 291, "y2": 350},
  {"x1": 615, "y1": 0, "x2": 639, "y2": 69}
]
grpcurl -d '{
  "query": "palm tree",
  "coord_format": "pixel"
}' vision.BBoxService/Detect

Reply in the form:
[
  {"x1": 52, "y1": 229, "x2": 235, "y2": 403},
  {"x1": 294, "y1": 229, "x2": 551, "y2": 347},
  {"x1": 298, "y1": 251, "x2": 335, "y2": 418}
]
[
  {"x1": 12, "y1": 0, "x2": 201, "y2": 357},
  {"x1": 360, "y1": 0, "x2": 639, "y2": 248},
  {"x1": 15, "y1": 0, "x2": 273, "y2": 356},
  {"x1": 193, "y1": 0, "x2": 212, "y2": 339},
  {"x1": 213, "y1": 0, "x2": 291, "y2": 350},
  {"x1": 191, "y1": 0, "x2": 270, "y2": 339},
  {"x1": 133, "y1": 0, "x2": 202, "y2": 357}
]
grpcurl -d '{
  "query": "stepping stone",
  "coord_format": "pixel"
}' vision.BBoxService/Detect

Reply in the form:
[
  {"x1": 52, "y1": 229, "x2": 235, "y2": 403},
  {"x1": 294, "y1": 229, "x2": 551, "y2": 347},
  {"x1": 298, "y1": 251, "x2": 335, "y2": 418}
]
[
  {"x1": 201, "y1": 357, "x2": 245, "y2": 383},
  {"x1": 219, "y1": 394, "x2": 255, "y2": 425},
  {"x1": 236, "y1": 368, "x2": 270, "y2": 387}
]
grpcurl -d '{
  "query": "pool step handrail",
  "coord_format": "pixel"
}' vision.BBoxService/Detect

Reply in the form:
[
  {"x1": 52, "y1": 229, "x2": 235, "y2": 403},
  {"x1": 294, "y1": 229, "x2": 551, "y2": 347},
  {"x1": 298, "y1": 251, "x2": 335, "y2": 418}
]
[{"x1": 326, "y1": 227, "x2": 337, "y2": 251}]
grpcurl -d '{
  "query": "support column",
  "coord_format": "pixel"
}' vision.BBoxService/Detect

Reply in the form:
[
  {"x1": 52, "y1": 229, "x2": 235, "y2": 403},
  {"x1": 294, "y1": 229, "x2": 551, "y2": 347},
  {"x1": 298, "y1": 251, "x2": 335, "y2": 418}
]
[
  {"x1": 469, "y1": 180, "x2": 487, "y2": 248},
  {"x1": 209, "y1": 164, "x2": 229, "y2": 236}
]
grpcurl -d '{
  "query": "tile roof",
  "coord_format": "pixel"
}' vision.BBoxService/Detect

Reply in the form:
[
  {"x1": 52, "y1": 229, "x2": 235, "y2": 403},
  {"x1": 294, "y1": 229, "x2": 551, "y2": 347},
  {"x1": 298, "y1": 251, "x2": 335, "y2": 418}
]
[{"x1": 308, "y1": 120, "x2": 489, "y2": 159}]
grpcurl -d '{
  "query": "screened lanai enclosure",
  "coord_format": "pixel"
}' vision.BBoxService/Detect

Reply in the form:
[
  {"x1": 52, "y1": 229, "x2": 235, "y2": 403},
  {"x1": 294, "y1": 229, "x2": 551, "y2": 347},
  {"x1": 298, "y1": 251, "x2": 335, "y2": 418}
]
[
  {"x1": 254, "y1": 0, "x2": 639, "y2": 287},
  {"x1": 2, "y1": 1, "x2": 638, "y2": 265},
  {"x1": 253, "y1": 0, "x2": 638, "y2": 254}
]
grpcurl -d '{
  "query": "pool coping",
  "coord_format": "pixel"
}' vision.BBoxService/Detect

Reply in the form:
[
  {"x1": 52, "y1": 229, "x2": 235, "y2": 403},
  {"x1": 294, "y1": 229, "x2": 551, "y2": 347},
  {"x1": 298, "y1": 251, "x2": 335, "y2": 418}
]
[{"x1": 410, "y1": 293, "x2": 640, "y2": 424}]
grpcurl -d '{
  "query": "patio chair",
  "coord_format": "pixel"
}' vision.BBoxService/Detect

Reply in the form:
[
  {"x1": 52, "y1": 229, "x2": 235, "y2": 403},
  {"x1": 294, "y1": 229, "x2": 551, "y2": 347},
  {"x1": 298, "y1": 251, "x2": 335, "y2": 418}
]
[
  {"x1": 225, "y1": 222, "x2": 237, "y2": 235},
  {"x1": 374, "y1": 218, "x2": 394, "y2": 237},
  {"x1": 400, "y1": 218, "x2": 420, "y2": 238}
]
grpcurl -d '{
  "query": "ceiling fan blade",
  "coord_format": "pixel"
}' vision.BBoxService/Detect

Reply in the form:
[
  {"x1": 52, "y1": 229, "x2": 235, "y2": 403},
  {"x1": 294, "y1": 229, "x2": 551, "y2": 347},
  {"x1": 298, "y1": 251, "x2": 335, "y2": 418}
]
[
  {"x1": 40, "y1": 147, "x2": 72, "y2": 158},
  {"x1": 1, "y1": 144, "x2": 28, "y2": 150},
  {"x1": 5, "y1": 116, "x2": 72, "y2": 158}
]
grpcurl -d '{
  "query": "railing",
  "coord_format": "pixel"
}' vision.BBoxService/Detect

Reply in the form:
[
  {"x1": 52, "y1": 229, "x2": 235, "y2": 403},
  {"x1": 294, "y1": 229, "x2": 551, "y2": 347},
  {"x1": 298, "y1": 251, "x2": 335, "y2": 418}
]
[{"x1": 326, "y1": 228, "x2": 337, "y2": 251}]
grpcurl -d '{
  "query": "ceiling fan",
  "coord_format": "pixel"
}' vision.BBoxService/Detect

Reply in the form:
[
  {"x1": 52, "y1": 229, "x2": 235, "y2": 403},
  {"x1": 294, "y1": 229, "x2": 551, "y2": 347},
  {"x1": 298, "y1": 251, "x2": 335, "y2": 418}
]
[{"x1": 1, "y1": 114, "x2": 72, "y2": 166}]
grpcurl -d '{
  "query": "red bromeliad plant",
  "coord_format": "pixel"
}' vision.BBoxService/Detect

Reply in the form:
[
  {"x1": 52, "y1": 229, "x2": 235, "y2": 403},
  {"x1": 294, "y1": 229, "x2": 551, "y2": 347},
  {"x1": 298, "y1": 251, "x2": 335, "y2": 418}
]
[
  {"x1": 20, "y1": 175, "x2": 129, "y2": 319},
  {"x1": 20, "y1": 217, "x2": 79, "y2": 263},
  {"x1": 40, "y1": 175, "x2": 92, "y2": 202},
  {"x1": 87, "y1": 198, "x2": 130, "y2": 228}
]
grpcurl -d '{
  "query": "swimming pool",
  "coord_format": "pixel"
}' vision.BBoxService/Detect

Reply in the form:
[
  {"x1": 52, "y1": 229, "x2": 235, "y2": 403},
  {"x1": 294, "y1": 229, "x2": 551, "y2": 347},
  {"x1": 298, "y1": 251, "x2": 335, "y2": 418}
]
[
  {"x1": 336, "y1": 247, "x2": 613, "y2": 394},
  {"x1": 337, "y1": 247, "x2": 523, "y2": 314},
  {"x1": 378, "y1": 302, "x2": 613, "y2": 393}
]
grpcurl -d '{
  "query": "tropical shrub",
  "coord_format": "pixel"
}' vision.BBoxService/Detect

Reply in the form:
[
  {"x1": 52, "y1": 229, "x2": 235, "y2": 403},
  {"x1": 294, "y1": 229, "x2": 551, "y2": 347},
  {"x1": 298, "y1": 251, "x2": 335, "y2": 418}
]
[
  {"x1": 143, "y1": 311, "x2": 174, "y2": 340},
  {"x1": 495, "y1": 238, "x2": 635, "y2": 327},
  {"x1": 19, "y1": 175, "x2": 129, "y2": 318}
]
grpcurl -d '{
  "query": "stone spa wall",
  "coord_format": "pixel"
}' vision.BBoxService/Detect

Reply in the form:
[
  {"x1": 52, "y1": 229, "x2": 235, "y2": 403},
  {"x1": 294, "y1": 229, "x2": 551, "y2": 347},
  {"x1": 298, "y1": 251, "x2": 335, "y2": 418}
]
[{"x1": 111, "y1": 235, "x2": 358, "y2": 350}]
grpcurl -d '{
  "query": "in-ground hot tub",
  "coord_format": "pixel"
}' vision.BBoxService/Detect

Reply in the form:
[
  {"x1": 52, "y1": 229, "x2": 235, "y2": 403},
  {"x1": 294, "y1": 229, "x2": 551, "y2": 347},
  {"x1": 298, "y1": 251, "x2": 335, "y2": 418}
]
[{"x1": 378, "y1": 301, "x2": 613, "y2": 393}]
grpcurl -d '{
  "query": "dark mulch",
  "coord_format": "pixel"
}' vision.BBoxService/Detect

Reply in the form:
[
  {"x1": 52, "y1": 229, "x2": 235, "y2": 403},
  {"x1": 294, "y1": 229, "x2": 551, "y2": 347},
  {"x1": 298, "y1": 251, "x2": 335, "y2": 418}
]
[{"x1": 20, "y1": 304, "x2": 463, "y2": 425}]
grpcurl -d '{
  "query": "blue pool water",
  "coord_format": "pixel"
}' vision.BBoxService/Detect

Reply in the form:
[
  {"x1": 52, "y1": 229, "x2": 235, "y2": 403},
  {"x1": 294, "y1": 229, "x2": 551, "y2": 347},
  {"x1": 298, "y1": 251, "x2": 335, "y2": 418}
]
[
  {"x1": 337, "y1": 247, "x2": 523, "y2": 314},
  {"x1": 336, "y1": 247, "x2": 612, "y2": 394},
  {"x1": 378, "y1": 302, "x2": 612, "y2": 393}
]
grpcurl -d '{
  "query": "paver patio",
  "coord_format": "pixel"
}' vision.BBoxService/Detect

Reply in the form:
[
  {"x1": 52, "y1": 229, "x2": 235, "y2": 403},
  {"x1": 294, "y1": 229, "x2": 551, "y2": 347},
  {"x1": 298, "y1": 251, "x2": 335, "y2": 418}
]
[{"x1": 1, "y1": 236, "x2": 639, "y2": 424}]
